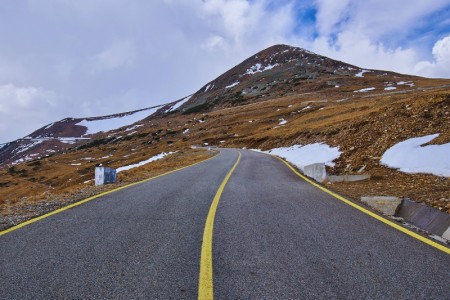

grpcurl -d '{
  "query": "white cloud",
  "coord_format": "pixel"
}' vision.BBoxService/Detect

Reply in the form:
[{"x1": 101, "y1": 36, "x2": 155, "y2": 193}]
[
  {"x1": 314, "y1": 0, "x2": 450, "y2": 40},
  {"x1": 311, "y1": 32, "x2": 419, "y2": 74},
  {"x1": 0, "y1": 84, "x2": 59, "y2": 143},
  {"x1": 202, "y1": 35, "x2": 226, "y2": 50},
  {"x1": 0, "y1": 0, "x2": 449, "y2": 144},
  {"x1": 310, "y1": 1, "x2": 450, "y2": 77},
  {"x1": 314, "y1": 0, "x2": 352, "y2": 36},
  {"x1": 91, "y1": 40, "x2": 137, "y2": 72},
  {"x1": 414, "y1": 35, "x2": 450, "y2": 78}
]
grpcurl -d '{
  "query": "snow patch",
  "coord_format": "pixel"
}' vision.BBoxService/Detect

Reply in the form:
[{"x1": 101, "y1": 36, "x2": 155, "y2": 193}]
[
  {"x1": 397, "y1": 81, "x2": 415, "y2": 87},
  {"x1": 58, "y1": 137, "x2": 89, "y2": 144},
  {"x1": 264, "y1": 143, "x2": 341, "y2": 170},
  {"x1": 116, "y1": 152, "x2": 175, "y2": 173},
  {"x1": 355, "y1": 69, "x2": 370, "y2": 77},
  {"x1": 225, "y1": 82, "x2": 240, "y2": 89},
  {"x1": 384, "y1": 87, "x2": 397, "y2": 91},
  {"x1": 245, "y1": 63, "x2": 279, "y2": 75},
  {"x1": 279, "y1": 119, "x2": 288, "y2": 125},
  {"x1": 381, "y1": 134, "x2": 450, "y2": 177},
  {"x1": 77, "y1": 108, "x2": 158, "y2": 135},
  {"x1": 125, "y1": 124, "x2": 143, "y2": 132},
  {"x1": 44, "y1": 122, "x2": 55, "y2": 130},
  {"x1": 354, "y1": 87, "x2": 376, "y2": 92},
  {"x1": 15, "y1": 141, "x2": 43, "y2": 154},
  {"x1": 168, "y1": 96, "x2": 192, "y2": 112}
]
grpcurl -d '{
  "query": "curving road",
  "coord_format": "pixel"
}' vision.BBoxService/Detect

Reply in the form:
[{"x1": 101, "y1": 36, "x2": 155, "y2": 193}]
[{"x1": 0, "y1": 149, "x2": 449, "y2": 299}]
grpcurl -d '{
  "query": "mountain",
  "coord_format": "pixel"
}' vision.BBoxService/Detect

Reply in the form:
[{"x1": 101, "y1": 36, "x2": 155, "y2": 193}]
[
  {"x1": 1, "y1": 44, "x2": 450, "y2": 228},
  {"x1": 0, "y1": 106, "x2": 162, "y2": 167},
  {"x1": 0, "y1": 44, "x2": 421, "y2": 168},
  {"x1": 173, "y1": 44, "x2": 402, "y2": 112}
]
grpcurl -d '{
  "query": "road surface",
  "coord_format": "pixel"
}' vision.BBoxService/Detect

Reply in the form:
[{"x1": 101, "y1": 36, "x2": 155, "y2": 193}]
[{"x1": 1, "y1": 149, "x2": 449, "y2": 299}]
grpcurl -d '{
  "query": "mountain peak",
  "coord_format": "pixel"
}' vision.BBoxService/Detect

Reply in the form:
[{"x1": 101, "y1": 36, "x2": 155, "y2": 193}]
[
  {"x1": 254, "y1": 44, "x2": 309, "y2": 55},
  {"x1": 177, "y1": 43, "x2": 385, "y2": 112}
]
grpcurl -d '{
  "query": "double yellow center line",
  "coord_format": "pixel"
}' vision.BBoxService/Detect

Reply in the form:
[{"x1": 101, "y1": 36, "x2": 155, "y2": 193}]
[{"x1": 198, "y1": 152, "x2": 241, "y2": 300}]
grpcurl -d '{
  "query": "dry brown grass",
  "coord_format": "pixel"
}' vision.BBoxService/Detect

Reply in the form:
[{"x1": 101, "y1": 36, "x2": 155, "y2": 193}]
[
  {"x1": 0, "y1": 148, "x2": 215, "y2": 229},
  {"x1": 174, "y1": 84, "x2": 450, "y2": 212},
  {"x1": 1, "y1": 76, "x2": 449, "y2": 229}
]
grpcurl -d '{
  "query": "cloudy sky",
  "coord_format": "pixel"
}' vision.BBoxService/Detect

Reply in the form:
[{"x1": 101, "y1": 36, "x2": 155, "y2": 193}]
[{"x1": 1, "y1": 0, "x2": 449, "y2": 143}]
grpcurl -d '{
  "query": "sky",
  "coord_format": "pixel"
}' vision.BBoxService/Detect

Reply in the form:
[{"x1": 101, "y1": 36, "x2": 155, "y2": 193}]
[{"x1": 1, "y1": 0, "x2": 450, "y2": 144}]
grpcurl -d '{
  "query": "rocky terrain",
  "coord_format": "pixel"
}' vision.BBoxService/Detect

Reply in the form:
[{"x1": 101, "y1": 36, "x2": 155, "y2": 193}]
[{"x1": 1, "y1": 44, "x2": 449, "y2": 230}]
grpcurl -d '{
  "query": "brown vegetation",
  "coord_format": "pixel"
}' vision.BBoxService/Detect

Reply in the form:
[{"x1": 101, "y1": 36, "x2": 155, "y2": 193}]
[{"x1": 1, "y1": 71, "x2": 449, "y2": 230}]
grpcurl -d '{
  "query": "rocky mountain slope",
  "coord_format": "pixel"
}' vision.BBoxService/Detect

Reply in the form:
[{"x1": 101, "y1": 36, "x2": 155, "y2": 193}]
[
  {"x1": 177, "y1": 44, "x2": 400, "y2": 112},
  {"x1": 0, "y1": 44, "x2": 428, "y2": 168},
  {"x1": 1, "y1": 44, "x2": 449, "y2": 229},
  {"x1": 0, "y1": 106, "x2": 163, "y2": 167}
]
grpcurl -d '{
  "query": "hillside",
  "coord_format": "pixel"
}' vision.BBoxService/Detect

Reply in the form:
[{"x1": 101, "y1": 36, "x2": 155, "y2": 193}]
[{"x1": 1, "y1": 44, "x2": 449, "y2": 230}]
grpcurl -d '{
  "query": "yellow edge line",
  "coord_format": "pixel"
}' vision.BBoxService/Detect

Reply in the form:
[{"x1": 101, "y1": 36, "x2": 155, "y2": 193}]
[
  {"x1": 276, "y1": 156, "x2": 450, "y2": 255},
  {"x1": 198, "y1": 151, "x2": 241, "y2": 300},
  {"x1": 0, "y1": 153, "x2": 218, "y2": 237}
]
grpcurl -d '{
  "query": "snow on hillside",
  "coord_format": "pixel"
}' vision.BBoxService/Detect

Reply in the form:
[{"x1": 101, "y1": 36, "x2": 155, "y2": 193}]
[
  {"x1": 167, "y1": 96, "x2": 192, "y2": 112},
  {"x1": 245, "y1": 63, "x2": 279, "y2": 75},
  {"x1": 225, "y1": 82, "x2": 240, "y2": 89},
  {"x1": 397, "y1": 81, "x2": 415, "y2": 87},
  {"x1": 263, "y1": 143, "x2": 341, "y2": 170},
  {"x1": 43, "y1": 122, "x2": 55, "y2": 130},
  {"x1": 77, "y1": 107, "x2": 159, "y2": 135},
  {"x1": 58, "y1": 137, "x2": 90, "y2": 144},
  {"x1": 355, "y1": 70, "x2": 370, "y2": 77},
  {"x1": 381, "y1": 134, "x2": 450, "y2": 177},
  {"x1": 204, "y1": 84, "x2": 213, "y2": 92},
  {"x1": 116, "y1": 152, "x2": 175, "y2": 173},
  {"x1": 354, "y1": 87, "x2": 376, "y2": 92},
  {"x1": 15, "y1": 140, "x2": 43, "y2": 154}
]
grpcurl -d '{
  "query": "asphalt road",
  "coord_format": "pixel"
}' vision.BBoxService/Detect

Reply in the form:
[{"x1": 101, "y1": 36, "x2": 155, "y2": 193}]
[{"x1": 1, "y1": 149, "x2": 449, "y2": 299}]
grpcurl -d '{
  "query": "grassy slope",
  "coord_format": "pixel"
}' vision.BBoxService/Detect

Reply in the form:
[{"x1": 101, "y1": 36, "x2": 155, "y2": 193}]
[{"x1": 1, "y1": 75, "x2": 449, "y2": 229}]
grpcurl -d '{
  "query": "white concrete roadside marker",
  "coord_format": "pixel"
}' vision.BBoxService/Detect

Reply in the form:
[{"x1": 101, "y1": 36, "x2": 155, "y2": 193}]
[{"x1": 442, "y1": 226, "x2": 450, "y2": 241}]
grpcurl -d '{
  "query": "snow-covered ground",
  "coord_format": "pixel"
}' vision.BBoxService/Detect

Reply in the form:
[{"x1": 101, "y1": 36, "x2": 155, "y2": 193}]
[
  {"x1": 58, "y1": 137, "x2": 90, "y2": 144},
  {"x1": 381, "y1": 134, "x2": 450, "y2": 177},
  {"x1": 245, "y1": 63, "x2": 279, "y2": 75},
  {"x1": 116, "y1": 152, "x2": 175, "y2": 173},
  {"x1": 15, "y1": 140, "x2": 43, "y2": 154},
  {"x1": 355, "y1": 70, "x2": 370, "y2": 77},
  {"x1": 125, "y1": 124, "x2": 144, "y2": 132},
  {"x1": 354, "y1": 87, "x2": 376, "y2": 92},
  {"x1": 167, "y1": 96, "x2": 192, "y2": 112},
  {"x1": 77, "y1": 107, "x2": 160, "y2": 135},
  {"x1": 225, "y1": 82, "x2": 240, "y2": 89},
  {"x1": 397, "y1": 81, "x2": 415, "y2": 87},
  {"x1": 43, "y1": 122, "x2": 55, "y2": 130},
  {"x1": 261, "y1": 143, "x2": 341, "y2": 170}
]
